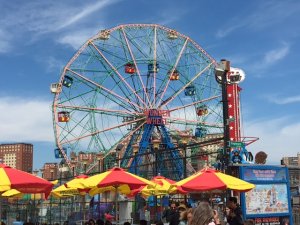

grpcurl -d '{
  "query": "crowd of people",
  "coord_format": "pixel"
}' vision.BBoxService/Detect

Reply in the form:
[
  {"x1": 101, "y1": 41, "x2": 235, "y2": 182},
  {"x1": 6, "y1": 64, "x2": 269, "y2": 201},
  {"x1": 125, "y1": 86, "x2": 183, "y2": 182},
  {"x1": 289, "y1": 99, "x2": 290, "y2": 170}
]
[
  {"x1": 156, "y1": 197, "x2": 252, "y2": 225},
  {"x1": 67, "y1": 197, "x2": 252, "y2": 225},
  {"x1": 1, "y1": 197, "x2": 254, "y2": 225}
]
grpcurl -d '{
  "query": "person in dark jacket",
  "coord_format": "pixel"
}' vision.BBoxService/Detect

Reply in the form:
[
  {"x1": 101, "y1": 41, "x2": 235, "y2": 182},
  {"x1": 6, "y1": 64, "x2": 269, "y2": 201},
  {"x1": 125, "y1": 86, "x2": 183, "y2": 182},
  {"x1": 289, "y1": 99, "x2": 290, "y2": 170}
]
[
  {"x1": 227, "y1": 197, "x2": 243, "y2": 225},
  {"x1": 169, "y1": 202, "x2": 180, "y2": 225}
]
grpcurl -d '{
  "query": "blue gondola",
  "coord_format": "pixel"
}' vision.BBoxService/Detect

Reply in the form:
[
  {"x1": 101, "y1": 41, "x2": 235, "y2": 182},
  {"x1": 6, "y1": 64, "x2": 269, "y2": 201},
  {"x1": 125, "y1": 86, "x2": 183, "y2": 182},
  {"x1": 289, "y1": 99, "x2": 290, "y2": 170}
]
[
  {"x1": 148, "y1": 62, "x2": 159, "y2": 73},
  {"x1": 184, "y1": 85, "x2": 196, "y2": 96},
  {"x1": 62, "y1": 75, "x2": 73, "y2": 87},
  {"x1": 54, "y1": 147, "x2": 67, "y2": 159},
  {"x1": 195, "y1": 127, "x2": 207, "y2": 138}
]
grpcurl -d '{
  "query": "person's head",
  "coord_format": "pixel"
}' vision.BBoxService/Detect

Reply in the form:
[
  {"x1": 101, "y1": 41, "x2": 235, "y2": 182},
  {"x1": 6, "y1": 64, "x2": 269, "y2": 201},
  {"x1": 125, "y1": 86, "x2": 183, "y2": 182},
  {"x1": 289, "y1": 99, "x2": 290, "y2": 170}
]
[
  {"x1": 96, "y1": 219, "x2": 104, "y2": 225},
  {"x1": 170, "y1": 202, "x2": 177, "y2": 211},
  {"x1": 225, "y1": 207, "x2": 231, "y2": 215},
  {"x1": 178, "y1": 204, "x2": 187, "y2": 212},
  {"x1": 105, "y1": 221, "x2": 112, "y2": 225},
  {"x1": 179, "y1": 210, "x2": 188, "y2": 221},
  {"x1": 139, "y1": 220, "x2": 147, "y2": 225},
  {"x1": 186, "y1": 208, "x2": 194, "y2": 225},
  {"x1": 190, "y1": 202, "x2": 214, "y2": 225},
  {"x1": 89, "y1": 219, "x2": 96, "y2": 225},
  {"x1": 123, "y1": 222, "x2": 131, "y2": 225},
  {"x1": 282, "y1": 218, "x2": 289, "y2": 225},
  {"x1": 244, "y1": 220, "x2": 254, "y2": 225},
  {"x1": 155, "y1": 221, "x2": 164, "y2": 225},
  {"x1": 227, "y1": 197, "x2": 238, "y2": 210}
]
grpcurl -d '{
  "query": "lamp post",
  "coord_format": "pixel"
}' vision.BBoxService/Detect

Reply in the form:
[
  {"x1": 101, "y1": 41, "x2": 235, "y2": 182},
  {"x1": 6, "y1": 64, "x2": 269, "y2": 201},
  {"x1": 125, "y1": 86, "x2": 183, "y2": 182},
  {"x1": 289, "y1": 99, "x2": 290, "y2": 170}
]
[
  {"x1": 215, "y1": 59, "x2": 231, "y2": 172},
  {"x1": 180, "y1": 133, "x2": 190, "y2": 205},
  {"x1": 58, "y1": 161, "x2": 69, "y2": 225},
  {"x1": 152, "y1": 138, "x2": 160, "y2": 221},
  {"x1": 96, "y1": 152, "x2": 104, "y2": 218},
  {"x1": 180, "y1": 133, "x2": 190, "y2": 179},
  {"x1": 49, "y1": 168, "x2": 54, "y2": 225},
  {"x1": 96, "y1": 153, "x2": 104, "y2": 173},
  {"x1": 152, "y1": 139, "x2": 160, "y2": 176},
  {"x1": 132, "y1": 144, "x2": 139, "y2": 175},
  {"x1": 116, "y1": 144, "x2": 123, "y2": 167},
  {"x1": 132, "y1": 143, "x2": 140, "y2": 223}
]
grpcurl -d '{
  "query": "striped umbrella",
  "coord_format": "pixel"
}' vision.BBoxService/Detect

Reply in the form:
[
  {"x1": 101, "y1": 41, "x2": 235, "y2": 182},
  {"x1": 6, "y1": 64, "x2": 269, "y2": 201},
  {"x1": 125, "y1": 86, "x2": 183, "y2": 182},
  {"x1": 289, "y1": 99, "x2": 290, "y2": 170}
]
[
  {"x1": 68, "y1": 167, "x2": 154, "y2": 196},
  {"x1": 131, "y1": 175, "x2": 187, "y2": 197},
  {"x1": 0, "y1": 163, "x2": 53, "y2": 196},
  {"x1": 175, "y1": 167, "x2": 255, "y2": 192},
  {"x1": 68, "y1": 167, "x2": 154, "y2": 222},
  {"x1": 0, "y1": 163, "x2": 54, "y2": 218},
  {"x1": 52, "y1": 174, "x2": 90, "y2": 198}
]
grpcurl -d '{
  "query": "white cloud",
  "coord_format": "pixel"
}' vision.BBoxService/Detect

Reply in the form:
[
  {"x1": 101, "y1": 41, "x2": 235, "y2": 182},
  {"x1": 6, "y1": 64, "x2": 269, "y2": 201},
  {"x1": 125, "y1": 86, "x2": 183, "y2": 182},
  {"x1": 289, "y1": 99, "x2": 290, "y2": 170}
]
[
  {"x1": 263, "y1": 44, "x2": 290, "y2": 64},
  {"x1": 216, "y1": 1, "x2": 300, "y2": 38},
  {"x1": 248, "y1": 43, "x2": 290, "y2": 73},
  {"x1": 0, "y1": 0, "x2": 121, "y2": 53},
  {"x1": 55, "y1": 0, "x2": 116, "y2": 31},
  {"x1": 156, "y1": 8, "x2": 188, "y2": 26},
  {"x1": 266, "y1": 94, "x2": 300, "y2": 105},
  {"x1": 0, "y1": 29, "x2": 12, "y2": 53},
  {"x1": 216, "y1": 23, "x2": 245, "y2": 39},
  {"x1": 57, "y1": 28, "x2": 101, "y2": 49},
  {"x1": 244, "y1": 117, "x2": 300, "y2": 165},
  {"x1": 0, "y1": 97, "x2": 54, "y2": 142}
]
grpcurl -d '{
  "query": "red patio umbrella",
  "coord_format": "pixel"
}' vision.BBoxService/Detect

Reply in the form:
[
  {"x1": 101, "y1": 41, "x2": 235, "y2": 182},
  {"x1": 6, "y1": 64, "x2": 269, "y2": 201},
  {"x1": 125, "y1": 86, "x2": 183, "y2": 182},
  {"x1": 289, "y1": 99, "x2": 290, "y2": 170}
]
[
  {"x1": 0, "y1": 163, "x2": 54, "y2": 218},
  {"x1": 174, "y1": 167, "x2": 255, "y2": 192},
  {"x1": 68, "y1": 167, "x2": 154, "y2": 222},
  {"x1": 131, "y1": 175, "x2": 187, "y2": 197},
  {"x1": 0, "y1": 163, "x2": 53, "y2": 196}
]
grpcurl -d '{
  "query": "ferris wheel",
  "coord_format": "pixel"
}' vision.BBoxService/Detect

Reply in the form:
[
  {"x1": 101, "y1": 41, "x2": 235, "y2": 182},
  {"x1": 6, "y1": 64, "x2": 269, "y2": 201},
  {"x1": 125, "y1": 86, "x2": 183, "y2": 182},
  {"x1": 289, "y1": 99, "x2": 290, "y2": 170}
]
[{"x1": 51, "y1": 24, "x2": 223, "y2": 179}]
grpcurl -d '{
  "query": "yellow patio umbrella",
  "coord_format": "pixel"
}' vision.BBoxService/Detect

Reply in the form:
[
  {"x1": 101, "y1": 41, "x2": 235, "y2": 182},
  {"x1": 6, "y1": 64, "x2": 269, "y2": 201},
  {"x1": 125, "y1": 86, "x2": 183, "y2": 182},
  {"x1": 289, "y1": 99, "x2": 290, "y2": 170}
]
[
  {"x1": 175, "y1": 167, "x2": 255, "y2": 192},
  {"x1": 51, "y1": 184, "x2": 87, "y2": 198},
  {"x1": 1, "y1": 189, "x2": 24, "y2": 198},
  {"x1": 66, "y1": 167, "x2": 155, "y2": 196},
  {"x1": 67, "y1": 167, "x2": 155, "y2": 222},
  {"x1": 131, "y1": 175, "x2": 187, "y2": 197},
  {"x1": 1, "y1": 180, "x2": 58, "y2": 199}
]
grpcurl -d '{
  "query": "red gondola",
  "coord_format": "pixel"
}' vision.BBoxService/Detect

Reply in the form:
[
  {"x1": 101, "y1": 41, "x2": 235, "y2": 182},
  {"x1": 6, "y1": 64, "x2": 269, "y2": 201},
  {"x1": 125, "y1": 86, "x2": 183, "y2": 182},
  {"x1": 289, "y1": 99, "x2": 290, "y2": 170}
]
[
  {"x1": 168, "y1": 69, "x2": 179, "y2": 80},
  {"x1": 196, "y1": 105, "x2": 208, "y2": 116},
  {"x1": 125, "y1": 63, "x2": 136, "y2": 74},
  {"x1": 58, "y1": 111, "x2": 70, "y2": 122}
]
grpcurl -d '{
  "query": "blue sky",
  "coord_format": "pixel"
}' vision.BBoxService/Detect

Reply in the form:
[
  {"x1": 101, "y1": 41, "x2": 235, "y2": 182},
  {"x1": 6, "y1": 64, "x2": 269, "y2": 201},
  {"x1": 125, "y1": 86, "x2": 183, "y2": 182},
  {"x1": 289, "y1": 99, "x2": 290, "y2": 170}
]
[{"x1": 0, "y1": 0, "x2": 299, "y2": 170}]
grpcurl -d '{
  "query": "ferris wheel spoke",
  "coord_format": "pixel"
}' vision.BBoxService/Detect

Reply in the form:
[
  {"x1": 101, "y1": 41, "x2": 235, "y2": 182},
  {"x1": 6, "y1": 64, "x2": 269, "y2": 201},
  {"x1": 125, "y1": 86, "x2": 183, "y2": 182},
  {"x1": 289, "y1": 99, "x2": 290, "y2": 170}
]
[
  {"x1": 159, "y1": 63, "x2": 213, "y2": 108},
  {"x1": 58, "y1": 112, "x2": 92, "y2": 146},
  {"x1": 56, "y1": 104, "x2": 141, "y2": 117},
  {"x1": 89, "y1": 41, "x2": 148, "y2": 108},
  {"x1": 153, "y1": 26, "x2": 157, "y2": 106},
  {"x1": 166, "y1": 117, "x2": 223, "y2": 128},
  {"x1": 60, "y1": 117, "x2": 145, "y2": 145},
  {"x1": 85, "y1": 121, "x2": 145, "y2": 173},
  {"x1": 101, "y1": 121, "x2": 145, "y2": 159},
  {"x1": 121, "y1": 28, "x2": 152, "y2": 107},
  {"x1": 86, "y1": 44, "x2": 142, "y2": 109},
  {"x1": 67, "y1": 68, "x2": 144, "y2": 111},
  {"x1": 168, "y1": 95, "x2": 221, "y2": 113},
  {"x1": 156, "y1": 38, "x2": 189, "y2": 107}
]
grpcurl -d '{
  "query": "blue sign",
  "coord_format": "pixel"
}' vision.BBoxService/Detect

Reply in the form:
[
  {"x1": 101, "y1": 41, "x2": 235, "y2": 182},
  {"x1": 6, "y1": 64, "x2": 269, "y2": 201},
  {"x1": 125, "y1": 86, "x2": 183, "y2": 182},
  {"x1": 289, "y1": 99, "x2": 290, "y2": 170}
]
[
  {"x1": 240, "y1": 165, "x2": 293, "y2": 225},
  {"x1": 243, "y1": 167, "x2": 287, "y2": 182}
]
